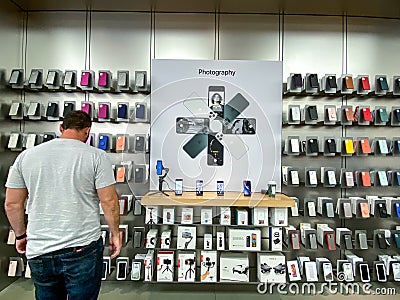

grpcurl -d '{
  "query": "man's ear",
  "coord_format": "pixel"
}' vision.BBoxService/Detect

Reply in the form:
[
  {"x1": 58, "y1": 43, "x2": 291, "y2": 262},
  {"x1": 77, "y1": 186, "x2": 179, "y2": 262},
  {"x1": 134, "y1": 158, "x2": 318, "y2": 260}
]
[{"x1": 59, "y1": 124, "x2": 64, "y2": 133}]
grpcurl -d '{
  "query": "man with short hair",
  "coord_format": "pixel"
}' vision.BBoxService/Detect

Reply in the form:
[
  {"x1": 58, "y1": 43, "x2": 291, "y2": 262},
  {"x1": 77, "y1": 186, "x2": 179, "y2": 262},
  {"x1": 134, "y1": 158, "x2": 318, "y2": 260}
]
[{"x1": 5, "y1": 110, "x2": 121, "y2": 300}]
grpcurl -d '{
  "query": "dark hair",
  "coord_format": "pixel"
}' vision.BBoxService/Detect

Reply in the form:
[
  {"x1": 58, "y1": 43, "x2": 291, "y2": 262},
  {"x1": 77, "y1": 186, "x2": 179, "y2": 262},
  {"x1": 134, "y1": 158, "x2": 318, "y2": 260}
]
[{"x1": 62, "y1": 110, "x2": 92, "y2": 130}]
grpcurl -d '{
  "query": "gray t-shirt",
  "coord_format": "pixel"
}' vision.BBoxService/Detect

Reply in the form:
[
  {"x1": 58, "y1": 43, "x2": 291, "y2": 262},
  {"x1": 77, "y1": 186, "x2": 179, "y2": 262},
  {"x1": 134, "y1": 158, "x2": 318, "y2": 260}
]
[{"x1": 6, "y1": 138, "x2": 116, "y2": 259}]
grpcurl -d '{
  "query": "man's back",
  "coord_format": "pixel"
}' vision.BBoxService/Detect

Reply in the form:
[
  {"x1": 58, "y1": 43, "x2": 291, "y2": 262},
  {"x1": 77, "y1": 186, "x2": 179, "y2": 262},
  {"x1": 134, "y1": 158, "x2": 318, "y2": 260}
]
[{"x1": 7, "y1": 138, "x2": 114, "y2": 259}]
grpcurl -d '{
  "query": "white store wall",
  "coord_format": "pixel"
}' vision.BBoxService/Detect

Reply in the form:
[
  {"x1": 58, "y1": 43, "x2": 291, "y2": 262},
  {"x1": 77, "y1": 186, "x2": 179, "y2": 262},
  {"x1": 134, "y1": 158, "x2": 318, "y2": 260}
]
[{"x1": 1, "y1": 1, "x2": 400, "y2": 289}]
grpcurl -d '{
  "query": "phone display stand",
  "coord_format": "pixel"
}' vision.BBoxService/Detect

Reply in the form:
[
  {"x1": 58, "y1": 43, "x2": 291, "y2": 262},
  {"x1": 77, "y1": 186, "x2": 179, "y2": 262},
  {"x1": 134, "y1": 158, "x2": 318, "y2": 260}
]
[
  {"x1": 45, "y1": 69, "x2": 63, "y2": 90},
  {"x1": 321, "y1": 167, "x2": 337, "y2": 187},
  {"x1": 80, "y1": 70, "x2": 95, "y2": 91},
  {"x1": 305, "y1": 136, "x2": 319, "y2": 156},
  {"x1": 320, "y1": 74, "x2": 337, "y2": 94},
  {"x1": 390, "y1": 106, "x2": 400, "y2": 126},
  {"x1": 63, "y1": 70, "x2": 78, "y2": 90},
  {"x1": 341, "y1": 137, "x2": 354, "y2": 156},
  {"x1": 337, "y1": 74, "x2": 354, "y2": 95},
  {"x1": 355, "y1": 75, "x2": 371, "y2": 95},
  {"x1": 305, "y1": 73, "x2": 319, "y2": 95},
  {"x1": 323, "y1": 137, "x2": 337, "y2": 156},
  {"x1": 392, "y1": 76, "x2": 400, "y2": 96},
  {"x1": 304, "y1": 105, "x2": 319, "y2": 125},
  {"x1": 374, "y1": 106, "x2": 389, "y2": 126},
  {"x1": 340, "y1": 105, "x2": 354, "y2": 125},
  {"x1": 284, "y1": 136, "x2": 301, "y2": 155},
  {"x1": 305, "y1": 168, "x2": 318, "y2": 187},
  {"x1": 356, "y1": 106, "x2": 372, "y2": 126},
  {"x1": 375, "y1": 75, "x2": 389, "y2": 96},
  {"x1": 287, "y1": 105, "x2": 301, "y2": 124},
  {"x1": 303, "y1": 198, "x2": 317, "y2": 217},
  {"x1": 116, "y1": 70, "x2": 132, "y2": 92},
  {"x1": 372, "y1": 137, "x2": 389, "y2": 156},
  {"x1": 98, "y1": 70, "x2": 113, "y2": 92},
  {"x1": 336, "y1": 198, "x2": 352, "y2": 218},
  {"x1": 354, "y1": 230, "x2": 368, "y2": 249},
  {"x1": 27, "y1": 68, "x2": 43, "y2": 90},
  {"x1": 356, "y1": 137, "x2": 371, "y2": 156},
  {"x1": 323, "y1": 105, "x2": 338, "y2": 125}
]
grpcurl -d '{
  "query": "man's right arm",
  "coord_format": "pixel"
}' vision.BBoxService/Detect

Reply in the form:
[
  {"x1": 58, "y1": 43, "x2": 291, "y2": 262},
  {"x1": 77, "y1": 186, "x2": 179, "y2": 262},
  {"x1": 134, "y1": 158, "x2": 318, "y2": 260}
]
[{"x1": 97, "y1": 185, "x2": 121, "y2": 259}]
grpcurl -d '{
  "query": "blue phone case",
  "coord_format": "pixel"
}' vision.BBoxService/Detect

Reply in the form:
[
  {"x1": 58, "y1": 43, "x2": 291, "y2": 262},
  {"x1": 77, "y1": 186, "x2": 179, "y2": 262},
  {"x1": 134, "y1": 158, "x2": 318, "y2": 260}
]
[
  {"x1": 98, "y1": 135, "x2": 108, "y2": 150},
  {"x1": 118, "y1": 104, "x2": 128, "y2": 119}
]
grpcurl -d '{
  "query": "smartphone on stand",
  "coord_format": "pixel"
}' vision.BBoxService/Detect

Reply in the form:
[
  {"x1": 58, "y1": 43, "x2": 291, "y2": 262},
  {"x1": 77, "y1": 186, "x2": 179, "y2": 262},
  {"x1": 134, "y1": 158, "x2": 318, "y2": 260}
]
[
  {"x1": 156, "y1": 160, "x2": 163, "y2": 175},
  {"x1": 243, "y1": 180, "x2": 251, "y2": 196},
  {"x1": 196, "y1": 180, "x2": 203, "y2": 196},
  {"x1": 175, "y1": 179, "x2": 183, "y2": 196},
  {"x1": 217, "y1": 181, "x2": 224, "y2": 196}
]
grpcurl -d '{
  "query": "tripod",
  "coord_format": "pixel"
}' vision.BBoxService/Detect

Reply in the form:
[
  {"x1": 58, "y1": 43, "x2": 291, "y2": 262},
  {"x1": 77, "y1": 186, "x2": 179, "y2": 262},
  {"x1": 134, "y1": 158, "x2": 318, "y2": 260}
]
[
  {"x1": 147, "y1": 207, "x2": 155, "y2": 225},
  {"x1": 158, "y1": 167, "x2": 170, "y2": 196},
  {"x1": 185, "y1": 259, "x2": 195, "y2": 280},
  {"x1": 162, "y1": 259, "x2": 173, "y2": 274}
]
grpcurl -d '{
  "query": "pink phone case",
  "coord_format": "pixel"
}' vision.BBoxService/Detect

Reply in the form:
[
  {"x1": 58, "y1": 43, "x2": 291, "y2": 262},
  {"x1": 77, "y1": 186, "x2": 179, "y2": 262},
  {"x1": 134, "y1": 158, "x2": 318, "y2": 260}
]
[
  {"x1": 80, "y1": 72, "x2": 90, "y2": 86},
  {"x1": 81, "y1": 103, "x2": 91, "y2": 114},
  {"x1": 98, "y1": 72, "x2": 107, "y2": 87},
  {"x1": 98, "y1": 104, "x2": 108, "y2": 119}
]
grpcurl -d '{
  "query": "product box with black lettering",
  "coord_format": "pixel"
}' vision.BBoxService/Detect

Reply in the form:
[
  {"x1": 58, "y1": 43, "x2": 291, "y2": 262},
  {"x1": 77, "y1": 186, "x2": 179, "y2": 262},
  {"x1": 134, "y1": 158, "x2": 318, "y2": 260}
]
[
  {"x1": 157, "y1": 251, "x2": 174, "y2": 282},
  {"x1": 177, "y1": 252, "x2": 196, "y2": 282},
  {"x1": 145, "y1": 205, "x2": 159, "y2": 225},
  {"x1": 227, "y1": 228, "x2": 261, "y2": 251},
  {"x1": 177, "y1": 226, "x2": 196, "y2": 250},
  {"x1": 269, "y1": 227, "x2": 283, "y2": 251},
  {"x1": 160, "y1": 230, "x2": 171, "y2": 249},
  {"x1": 146, "y1": 229, "x2": 158, "y2": 249},
  {"x1": 220, "y1": 252, "x2": 249, "y2": 282},
  {"x1": 257, "y1": 252, "x2": 286, "y2": 283},
  {"x1": 200, "y1": 251, "x2": 218, "y2": 282}
]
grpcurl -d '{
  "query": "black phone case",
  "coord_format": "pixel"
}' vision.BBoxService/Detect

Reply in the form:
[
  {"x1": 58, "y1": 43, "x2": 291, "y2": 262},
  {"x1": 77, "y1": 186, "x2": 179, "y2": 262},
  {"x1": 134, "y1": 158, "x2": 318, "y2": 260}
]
[
  {"x1": 46, "y1": 103, "x2": 58, "y2": 117},
  {"x1": 63, "y1": 103, "x2": 74, "y2": 117},
  {"x1": 292, "y1": 74, "x2": 302, "y2": 88},
  {"x1": 308, "y1": 139, "x2": 319, "y2": 153},
  {"x1": 326, "y1": 76, "x2": 337, "y2": 89},
  {"x1": 377, "y1": 233, "x2": 387, "y2": 249},
  {"x1": 307, "y1": 106, "x2": 318, "y2": 120},
  {"x1": 309, "y1": 74, "x2": 319, "y2": 88},
  {"x1": 134, "y1": 168, "x2": 144, "y2": 183},
  {"x1": 135, "y1": 136, "x2": 145, "y2": 152}
]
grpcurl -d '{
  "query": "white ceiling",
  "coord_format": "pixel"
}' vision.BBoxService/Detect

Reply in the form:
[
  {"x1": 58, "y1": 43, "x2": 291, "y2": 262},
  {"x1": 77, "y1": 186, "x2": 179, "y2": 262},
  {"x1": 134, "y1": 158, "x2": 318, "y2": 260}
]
[{"x1": 8, "y1": 0, "x2": 400, "y2": 18}]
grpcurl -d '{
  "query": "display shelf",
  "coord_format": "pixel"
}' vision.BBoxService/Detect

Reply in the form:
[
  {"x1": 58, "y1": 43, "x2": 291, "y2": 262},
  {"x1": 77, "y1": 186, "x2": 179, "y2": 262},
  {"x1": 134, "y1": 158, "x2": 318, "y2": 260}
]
[{"x1": 142, "y1": 191, "x2": 295, "y2": 208}]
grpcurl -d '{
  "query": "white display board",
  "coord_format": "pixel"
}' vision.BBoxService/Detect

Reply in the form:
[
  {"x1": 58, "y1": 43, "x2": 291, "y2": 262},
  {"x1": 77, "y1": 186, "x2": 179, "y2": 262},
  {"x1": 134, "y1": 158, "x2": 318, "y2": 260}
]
[{"x1": 150, "y1": 59, "x2": 282, "y2": 193}]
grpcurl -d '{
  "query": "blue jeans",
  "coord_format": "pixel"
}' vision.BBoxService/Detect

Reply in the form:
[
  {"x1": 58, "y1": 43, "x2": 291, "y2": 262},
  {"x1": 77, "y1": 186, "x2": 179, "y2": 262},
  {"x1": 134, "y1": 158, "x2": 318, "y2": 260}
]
[{"x1": 28, "y1": 238, "x2": 103, "y2": 300}]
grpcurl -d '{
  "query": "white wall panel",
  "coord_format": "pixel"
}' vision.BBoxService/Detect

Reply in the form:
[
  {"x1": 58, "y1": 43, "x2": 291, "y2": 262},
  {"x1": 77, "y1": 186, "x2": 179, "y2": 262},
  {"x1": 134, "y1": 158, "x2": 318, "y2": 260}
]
[
  {"x1": 0, "y1": 3, "x2": 23, "y2": 69},
  {"x1": 26, "y1": 12, "x2": 86, "y2": 71},
  {"x1": 90, "y1": 12, "x2": 151, "y2": 73},
  {"x1": 283, "y1": 15, "x2": 343, "y2": 80},
  {"x1": 347, "y1": 18, "x2": 400, "y2": 78},
  {"x1": 154, "y1": 13, "x2": 215, "y2": 60},
  {"x1": 219, "y1": 14, "x2": 279, "y2": 60}
]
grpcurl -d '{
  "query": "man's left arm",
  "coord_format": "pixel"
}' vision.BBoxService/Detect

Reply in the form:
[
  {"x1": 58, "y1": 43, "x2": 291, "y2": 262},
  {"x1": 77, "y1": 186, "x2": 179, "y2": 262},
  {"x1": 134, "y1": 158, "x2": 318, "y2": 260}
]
[{"x1": 5, "y1": 188, "x2": 28, "y2": 254}]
